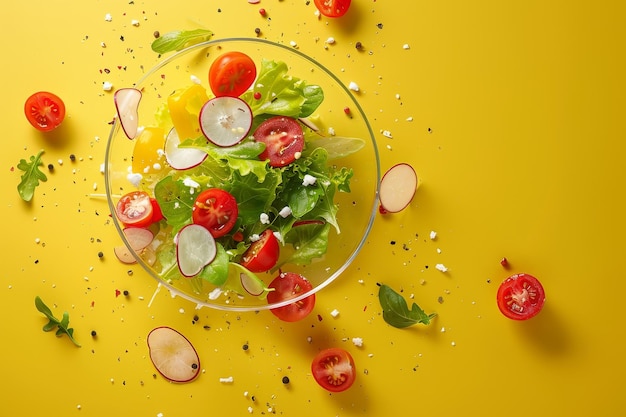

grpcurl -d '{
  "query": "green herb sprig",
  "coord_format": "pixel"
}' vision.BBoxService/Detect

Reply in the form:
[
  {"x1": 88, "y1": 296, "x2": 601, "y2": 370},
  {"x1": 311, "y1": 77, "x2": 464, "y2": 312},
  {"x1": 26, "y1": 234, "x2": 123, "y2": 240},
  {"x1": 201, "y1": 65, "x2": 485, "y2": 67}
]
[
  {"x1": 378, "y1": 284, "x2": 437, "y2": 328},
  {"x1": 17, "y1": 149, "x2": 47, "y2": 202},
  {"x1": 35, "y1": 296, "x2": 81, "y2": 347},
  {"x1": 151, "y1": 29, "x2": 213, "y2": 54}
]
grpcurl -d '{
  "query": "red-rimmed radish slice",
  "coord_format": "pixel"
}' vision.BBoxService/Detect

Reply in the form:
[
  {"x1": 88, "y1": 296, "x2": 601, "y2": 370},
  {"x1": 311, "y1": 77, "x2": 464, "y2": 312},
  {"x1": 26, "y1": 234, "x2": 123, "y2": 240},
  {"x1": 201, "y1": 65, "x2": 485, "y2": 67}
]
[
  {"x1": 199, "y1": 96, "x2": 253, "y2": 147},
  {"x1": 176, "y1": 224, "x2": 217, "y2": 277},
  {"x1": 114, "y1": 88, "x2": 142, "y2": 139},
  {"x1": 379, "y1": 163, "x2": 418, "y2": 214},
  {"x1": 224, "y1": 263, "x2": 272, "y2": 298},
  {"x1": 164, "y1": 127, "x2": 208, "y2": 170},
  {"x1": 147, "y1": 326, "x2": 201, "y2": 383},
  {"x1": 241, "y1": 272, "x2": 267, "y2": 296},
  {"x1": 113, "y1": 245, "x2": 137, "y2": 264},
  {"x1": 123, "y1": 227, "x2": 154, "y2": 251}
]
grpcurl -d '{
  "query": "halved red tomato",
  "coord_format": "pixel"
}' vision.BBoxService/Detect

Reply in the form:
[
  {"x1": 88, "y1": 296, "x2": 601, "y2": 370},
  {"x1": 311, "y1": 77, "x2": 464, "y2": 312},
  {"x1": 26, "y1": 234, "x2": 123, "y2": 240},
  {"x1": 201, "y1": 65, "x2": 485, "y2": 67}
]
[
  {"x1": 24, "y1": 91, "x2": 66, "y2": 132},
  {"x1": 311, "y1": 348, "x2": 356, "y2": 392},
  {"x1": 116, "y1": 191, "x2": 154, "y2": 228},
  {"x1": 241, "y1": 229, "x2": 280, "y2": 272},
  {"x1": 497, "y1": 273, "x2": 545, "y2": 320},
  {"x1": 150, "y1": 198, "x2": 165, "y2": 223},
  {"x1": 267, "y1": 272, "x2": 315, "y2": 322},
  {"x1": 209, "y1": 51, "x2": 257, "y2": 98},
  {"x1": 253, "y1": 116, "x2": 304, "y2": 167},
  {"x1": 314, "y1": 0, "x2": 351, "y2": 18},
  {"x1": 192, "y1": 188, "x2": 238, "y2": 238}
]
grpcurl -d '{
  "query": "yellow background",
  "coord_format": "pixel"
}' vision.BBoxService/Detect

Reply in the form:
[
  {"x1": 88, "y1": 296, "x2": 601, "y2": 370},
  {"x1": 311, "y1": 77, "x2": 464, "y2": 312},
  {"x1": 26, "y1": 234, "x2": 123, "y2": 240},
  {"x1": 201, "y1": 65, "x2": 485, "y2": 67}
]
[{"x1": 2, "y1": 1, "x2": 625, "y2": 416}]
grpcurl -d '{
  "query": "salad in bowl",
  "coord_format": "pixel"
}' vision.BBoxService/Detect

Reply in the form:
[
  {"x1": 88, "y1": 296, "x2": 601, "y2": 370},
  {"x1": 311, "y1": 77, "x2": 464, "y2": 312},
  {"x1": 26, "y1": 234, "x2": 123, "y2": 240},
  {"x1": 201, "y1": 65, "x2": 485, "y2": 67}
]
[{"x1": 105, "y1": 38, "x2": 379, "y2": 313}]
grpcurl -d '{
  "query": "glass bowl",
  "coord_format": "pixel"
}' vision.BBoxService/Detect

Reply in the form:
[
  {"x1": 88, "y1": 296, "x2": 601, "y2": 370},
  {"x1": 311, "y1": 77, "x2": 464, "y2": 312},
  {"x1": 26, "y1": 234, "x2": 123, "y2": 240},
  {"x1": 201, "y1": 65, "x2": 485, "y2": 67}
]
[{"x1": 105, "y1": 38, "x2": 380, "y2": 311}]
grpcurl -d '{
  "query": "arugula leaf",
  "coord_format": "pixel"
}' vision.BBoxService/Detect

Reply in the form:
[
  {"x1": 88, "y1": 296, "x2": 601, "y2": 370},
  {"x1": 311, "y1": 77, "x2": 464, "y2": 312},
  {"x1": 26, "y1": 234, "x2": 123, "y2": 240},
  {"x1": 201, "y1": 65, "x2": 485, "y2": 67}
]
[
  {"x1": 17, "y1": 149, "x2": 47, "y2": 202},
  {"x1": 378, "y1": 284, "x2": 437, "y2": 329},
  {"x1": 151, "y1": 29, "x2": 213, "y2": 54},
  {"x1": 35, "y1": 296, "x2": 81, "y2": 347}
]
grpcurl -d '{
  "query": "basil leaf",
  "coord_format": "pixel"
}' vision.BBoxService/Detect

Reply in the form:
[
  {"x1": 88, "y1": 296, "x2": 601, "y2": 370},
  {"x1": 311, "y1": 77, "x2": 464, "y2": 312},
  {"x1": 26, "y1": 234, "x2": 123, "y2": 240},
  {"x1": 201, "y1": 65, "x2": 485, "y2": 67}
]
[
  {"x1": 151, "y1": 29, "x2": 213, "y2": 54},
  {"x1": 378, "y1": 284, "x2": 436, "y2": 329}
]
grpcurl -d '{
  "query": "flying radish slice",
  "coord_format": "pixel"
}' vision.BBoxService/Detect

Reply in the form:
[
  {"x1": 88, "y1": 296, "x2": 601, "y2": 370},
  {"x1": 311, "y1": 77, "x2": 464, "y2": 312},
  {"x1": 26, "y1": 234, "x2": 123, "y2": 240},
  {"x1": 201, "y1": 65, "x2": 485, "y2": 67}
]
[
  {"x1": 176, "y1": 224, "x2": 217, "y2": 277},
  {"x1": 164, "y1": 127, "x2": 208, "y2": 170},
  {"x1": 379, "y1": 163, "x2": 418, "y2": 213},
  {"x1": 114, "y1": 88, "x2": 142, "y2": 139},
  {"x1": 147, "y1": 326, "x2": 201, "y2": 383},
  {"x1": 199, "y1": 96, "x2": 253, "y2": 147}
]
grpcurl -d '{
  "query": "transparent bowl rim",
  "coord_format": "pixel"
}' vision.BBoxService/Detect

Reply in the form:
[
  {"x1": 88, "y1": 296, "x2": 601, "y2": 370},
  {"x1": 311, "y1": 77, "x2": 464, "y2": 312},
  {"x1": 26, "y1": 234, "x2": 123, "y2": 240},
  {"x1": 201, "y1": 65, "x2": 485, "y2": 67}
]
[{"x1": 104, "y1": 37, "x2": 381, "y2": 312}]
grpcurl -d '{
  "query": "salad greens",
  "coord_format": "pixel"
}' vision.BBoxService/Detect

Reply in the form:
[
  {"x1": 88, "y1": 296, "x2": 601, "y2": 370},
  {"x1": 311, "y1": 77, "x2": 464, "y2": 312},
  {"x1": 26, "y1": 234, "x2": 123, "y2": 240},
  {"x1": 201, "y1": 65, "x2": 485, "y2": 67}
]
[
  {"x1": 151, "y1": 29, "x2": 213, "y2": 54},
  {"x1": 378, "y1": 284, "x2": 437, "y2": 329},
  {"x1": 140, "y1": 58, "x2": 364, "y2": 286},
  {"x1": 17, "y1": 149, "x2": 47, "y2": 202},
  {"x1": 35, "y1": 296, "x2": 81, "y2": 347}
]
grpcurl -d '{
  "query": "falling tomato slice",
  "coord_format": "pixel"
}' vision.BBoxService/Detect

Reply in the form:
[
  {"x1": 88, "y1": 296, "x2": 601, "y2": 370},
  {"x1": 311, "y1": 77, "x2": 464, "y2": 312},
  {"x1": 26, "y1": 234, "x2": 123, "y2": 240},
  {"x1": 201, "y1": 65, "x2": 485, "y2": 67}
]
[
  {"x1": 311, "y1": 348, "x2": 356, "y2": 392},
  {"x1": 24, "y1": 91, "x2": 66, "y2": 132}
]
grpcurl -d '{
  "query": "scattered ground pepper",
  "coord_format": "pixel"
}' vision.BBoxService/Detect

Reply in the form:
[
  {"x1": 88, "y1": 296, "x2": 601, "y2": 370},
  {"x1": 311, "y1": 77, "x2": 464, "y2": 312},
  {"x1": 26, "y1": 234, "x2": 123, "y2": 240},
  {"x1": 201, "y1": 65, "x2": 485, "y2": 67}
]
[{"x1": 282, "y1": 376, "x2": 290, "y2": 384}]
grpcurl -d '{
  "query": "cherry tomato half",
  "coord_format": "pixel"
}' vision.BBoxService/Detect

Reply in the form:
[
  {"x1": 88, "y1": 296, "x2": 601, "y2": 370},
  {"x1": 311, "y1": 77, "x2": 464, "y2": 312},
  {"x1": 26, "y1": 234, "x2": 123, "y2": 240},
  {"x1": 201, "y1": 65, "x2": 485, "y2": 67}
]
[
  {"x1": 314, "y1": 0, "x2": 351, "y2": 18},
  {"x1": 253, "y1": 116, "x2": 304, "y2": 167},
  {"x1": 241, "y1": 229, "x2": 280, "y2": 272},
  {"x1": 116, "y1": 191, "x2": 154, "y2": 228},
  {"x1": 311, "y1": 348, "x2": 356, "y2": 392},
  {"x1": 267, "y1": 272, "x2": 315, "y2": 322},
  {"x1": 497, "y1": 273, "x2": 545, "y2": 320},
  {"x1": 208, "y1": 51, "x2": 257, "y2": 98},
  {"x1": 192, "y1": 188, "x2": 238, "y2": 238},
  {"x1": 24, "y1": 91, "x2": 66, "y2": 132}
]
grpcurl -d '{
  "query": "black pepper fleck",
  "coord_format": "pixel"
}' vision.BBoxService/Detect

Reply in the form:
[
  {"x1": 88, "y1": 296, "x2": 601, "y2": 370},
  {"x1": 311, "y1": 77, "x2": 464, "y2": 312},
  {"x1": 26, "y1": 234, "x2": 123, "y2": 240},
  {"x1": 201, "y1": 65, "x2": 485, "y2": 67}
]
[
  {"x1": 377, "y1": 23, "x2": 383, "y2": 29},
  {"x1": 242, "y1": 343, "x2": 249, "y2": 351},
  {"x1": 153, "y1": 30, "x2": 160, "y2": 38},
  {"x1": 97, "y1": 251, "x2": 104, "y2": 258},
  {"x1": 282, "y1": 376, "x2": 290, "y2": 384},
  {"x1": 123, "y1": 290, "x2": 129, "y2": 296},
  {"x1": 390, "y1": 240, "x2": 396, "y2": 245},
  {"x1": 69, "y1": 154, "x2": 76, "y2": 162},
  {"x1": 355, "y1": 41, "x2": 363, "y2": 50},
  {"x1": 47, "y1": 163, "x2": 54, "y2": 171},
  {"x1": 191, "y1": 363, "x2": 198, "y2": 369},
  {"x1": 91, "y1": 330, "x2": 97, "y2": 337}
]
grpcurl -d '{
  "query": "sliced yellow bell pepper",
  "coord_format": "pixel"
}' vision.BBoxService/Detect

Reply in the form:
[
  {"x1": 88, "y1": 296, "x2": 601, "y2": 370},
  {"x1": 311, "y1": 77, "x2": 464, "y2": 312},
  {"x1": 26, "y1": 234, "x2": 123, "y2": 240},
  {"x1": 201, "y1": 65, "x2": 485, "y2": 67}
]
[
  {"x1": 167, "y1": 84, "x2": 209, "y2": 141},
  {"x1": 132, "y1": 126, "x2": 166, "y2": 174}
]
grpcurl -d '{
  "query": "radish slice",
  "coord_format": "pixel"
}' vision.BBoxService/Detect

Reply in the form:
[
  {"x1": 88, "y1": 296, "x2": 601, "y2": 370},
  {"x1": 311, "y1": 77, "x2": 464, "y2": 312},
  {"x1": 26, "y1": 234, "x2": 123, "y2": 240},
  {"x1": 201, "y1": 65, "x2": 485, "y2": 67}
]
[
  {"x1": 123, "y1": 227, "x2": 154, "y2": 251},
  {"x1": 379, "y1": 163, "x2": 418, "y2": 213},
  {"x1": 114, "y1": 88, "x2": 142, "y2": 139},
  {"x1": 147, "y1": 326, "x2": 201, "y2": 383},
  {"x1": 113, "y1": 245, "x2": 137, "y2": 264},
  {"x1": 223, "y1": 263, "x2": 272, "y2": 298},
  {"x1": 199, "y1": 96, "x2": 253, "y2": 147},
  {"x1": 164, "y1": 127, "x2": 208, "y2": 170},
  {"x1": 176, "y1": 224, "x2": 217, "y2": 277}
]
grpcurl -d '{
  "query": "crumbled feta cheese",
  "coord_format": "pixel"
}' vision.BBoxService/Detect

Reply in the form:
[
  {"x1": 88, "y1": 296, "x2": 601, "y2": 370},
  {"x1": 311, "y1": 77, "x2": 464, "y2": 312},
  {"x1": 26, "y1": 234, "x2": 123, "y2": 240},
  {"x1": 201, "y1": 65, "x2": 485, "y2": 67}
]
[
  {"x1": 330, "y1": 309, "x2": 340, "y2": 318},
  {"x1": 406, "y1": 116, "x2": 414, "y2": 122},
  {"x1": 93, "y1": 182, "x2": 98, "y2": 191},
  {"x1": 302, "y1": 174, "x2": 317, "y2": 186},
  {"x1": 435, "y1": 263, "x2": 448, "y2": 273},
  {"x1": 183, "y1": 177, "x2": 200, "y2": 189},
  {"x1": 208, "y1": 288, "x2": 223, "y2": 300},
  {"x1": 273, "y1": 231, "x2": 283, "y2": 243},
  {"x1": 249, "y1": 234, "x2": 261, "y2": 242},
  {"x1": 127, "y1": 172, "x2": 143, "y2": 187},
  {"x1": 328, "y1": 127, "x2": 336, "y2": 136},
  {"x1": 219, "y1": 376, "x2": 234, "y2": 383},
  {"x1": 290, "y1": 40, "x2": 298, "y2": 48},
  {"x1": 104, "y1": 13, "x2": 112, "y2": 22},
  {"x1": 131, "y1": 19, "x2": 140, "y2": 26},
  {"x1": 294, "y1": 151, "x2": 302, "y2": 160},
  {"x1": 382, "y1": 130, "x2": 393, "y2": 138},
  {"x1": 429, "y1": 230, "x2": 437, "y2": 240},
  {"x1": 260, "y1": 213, "x2": 270, "y2": 224},
  {"x1": 352, "y1": 337, "x2": 364, "y2": 347},
  {"x1": 190, "y1": 75, "x2": 201, "y2": 84},
  {"x1": 102, "y1": 81, "x2": 113, "y2": 91},
  {"x1": 403, "y1": 43, "x2": 411, "y2": 50},
  {"x1": 279, "y1": 206, "x2": 292, "y2": 218},
  {"x1": 326, "y1": 36, "x2": 336, "y2": 44},
  {"x1": 348, "y1": 81, "x2": 360, "y2": 92},
  {"x1": 247, "y1": 407, "x2": 253, "y2": 414}
]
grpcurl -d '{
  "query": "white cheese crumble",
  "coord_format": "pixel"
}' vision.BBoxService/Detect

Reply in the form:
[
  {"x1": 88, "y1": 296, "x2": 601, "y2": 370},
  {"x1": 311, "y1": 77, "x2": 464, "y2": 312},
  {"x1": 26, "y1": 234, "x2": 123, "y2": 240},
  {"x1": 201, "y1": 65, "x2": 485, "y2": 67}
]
[
  {"x1": 302, "y1": 174, "x2": 317, "y2": 186},
  {"x1": 190, "y1": 74, "x2": 201, "y2": 84},
  {"x1": 382, "y1": 130, "x2": 393, "y2": 138},
  {"x1": 127, "y1": 172, "x2": 143, "y2": 187},
  {"x1": 249, "y1": 233, "x2": 261, "y2": 242},
  {"x1": 278, "y1": 206, "x2": 292, "y2": 218},
  {"x1": 326, "y1": 36, "x2": 336, "y2": 44},
  {"x1": 104, "y1": 13, "x2": 112, "y2": 22},
  {"x1": 352, "y1": 337, "x2": 364, "y2": 347},
  {"x1": 429, "y1": 230, "x2": 437, "y2": 240},
  {"x1": 290, "y1": 40, "x2": 298, "y2": 48},
  {"x1": 102, "y1": 81, "x2": 113, "y2": 91},
  {"x1": 219, "y1": 376, "x2": 234, "y2": 383},
  {"x1": 131, "y1": 19, "x2": 140, "y2": 26},
  {"x1": 328, "y1": 127, "x2": 336, "y2": 136},
  {"x1": 208, "y1": 288, "x2": 223, "y2": 300},
  {"x1": 260, "y1": 213, "x2": 270, "y2": 224},
  {"x1": 182, "y1": 177, "x2": 200, "y2": 190},
  {"x1": 403, "y1": 43, "x2": 411, "y2": 50},
  {"x1": 348, "y1": 81, "x2": 360, "y2": 92},
  {"x1": 435, "y1": 263, "x2": 448, "y2": 272},
  {"x1": 330, "y1": 309, "x2": 340, "y2": 318}
]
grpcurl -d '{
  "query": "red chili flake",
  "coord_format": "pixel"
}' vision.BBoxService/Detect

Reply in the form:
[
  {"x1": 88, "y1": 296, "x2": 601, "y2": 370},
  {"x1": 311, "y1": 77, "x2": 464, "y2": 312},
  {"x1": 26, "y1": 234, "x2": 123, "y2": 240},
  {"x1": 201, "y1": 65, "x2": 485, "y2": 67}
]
[
  {"x1": 317, "y1": 314, "x2": 323, "y2": 321},
  {"x1": 115, "y1": 289, "x2": 121, "y2": 297},
  {"x1": 500, "y1": 257, "x2": 509, "y2": 268},
  {"x1": 343, "y1": 106, "x2": 351, "y2": 115},
  {"x1": 363, "y1": 305, "x2": 367, "y2": 312},
  {"x1": 259, "y1": 8, "x2": 267, "y2": 17},
  {"x1": 233, "y1": 231, "x2": 244, "y2": 242},
  {"x1": 91, "y1": 301, "x2": 95, "y2": 307},
  {"x1": 253, "y1": 91, "x2": 262, "y2": 100}
]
